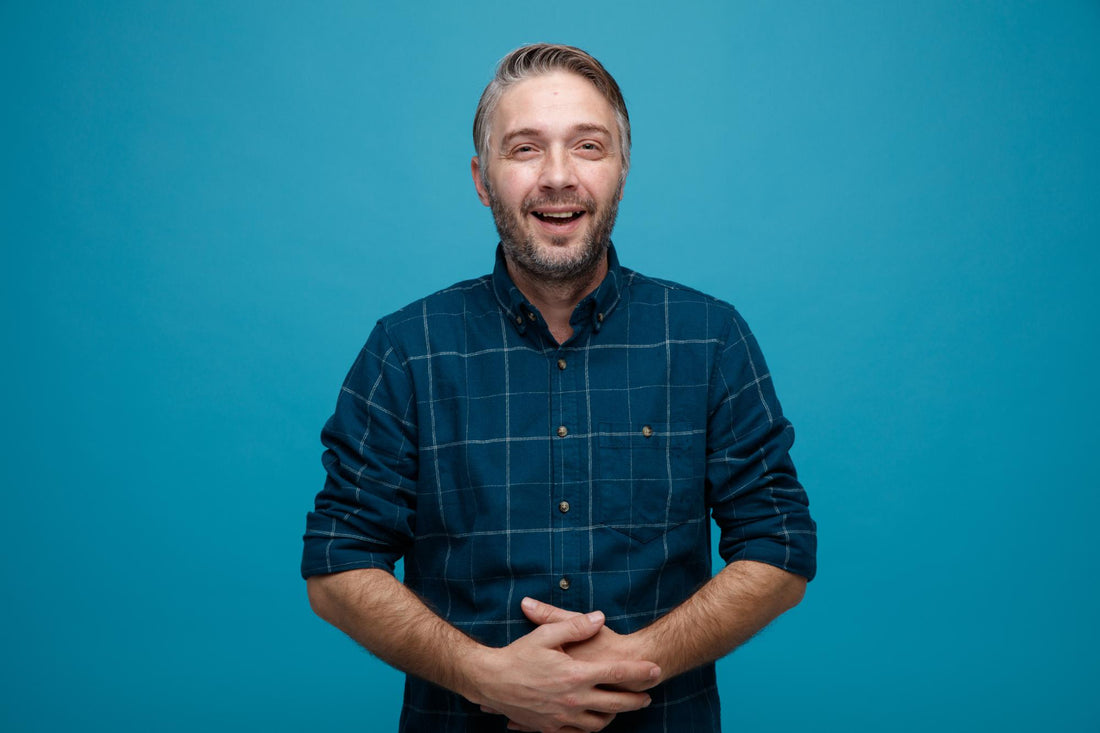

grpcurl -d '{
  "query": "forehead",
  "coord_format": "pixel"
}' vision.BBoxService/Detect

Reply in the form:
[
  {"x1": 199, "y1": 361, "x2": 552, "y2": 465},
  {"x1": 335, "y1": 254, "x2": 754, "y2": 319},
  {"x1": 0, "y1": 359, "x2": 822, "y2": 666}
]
[{"x1": 491, "y1": 71, "x2": 617, "y2": 142}]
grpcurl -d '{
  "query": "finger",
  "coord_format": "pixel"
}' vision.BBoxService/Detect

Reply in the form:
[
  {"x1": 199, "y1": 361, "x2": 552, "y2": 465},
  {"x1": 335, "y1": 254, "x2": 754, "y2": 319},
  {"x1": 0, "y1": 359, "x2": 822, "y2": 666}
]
[
  {"x1": 524, "y1": 714, "x2": 614, "y2": 732},
  {"x1": 593, "y1": 660, "x2": 662, "y2": 690},
  {"x1": 571, "y1": 710, "x2": 617, "y2": 732},
  {"x1": 532, "y1": 610, "x2": 604, "y2": 647},
  {"x1": 603, "y1": 677, "x2": 661, "y2": 693},
  {"x1": 513, "y1": 715, "x2": 614, "y2": 733},
  {"x1": 581, "y1": 686, "x2": 653, "y2": 715},
  {"x1": 479, "y1": 705, "x2": 502, "y2": 715},
  {"x1": 521, "y1": 596, "x2": 581, "y2": 625}
]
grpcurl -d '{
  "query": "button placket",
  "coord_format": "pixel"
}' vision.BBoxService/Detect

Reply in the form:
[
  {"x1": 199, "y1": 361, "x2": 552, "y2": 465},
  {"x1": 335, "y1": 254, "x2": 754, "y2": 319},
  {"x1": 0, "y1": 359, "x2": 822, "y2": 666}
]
[{"x1": 550, "y1": 343, "x2": 585, "y2": 603}]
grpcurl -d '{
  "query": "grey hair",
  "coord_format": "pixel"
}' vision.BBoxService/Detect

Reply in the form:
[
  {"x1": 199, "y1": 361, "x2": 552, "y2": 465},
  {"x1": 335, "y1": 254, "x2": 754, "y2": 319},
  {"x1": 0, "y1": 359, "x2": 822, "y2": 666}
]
[{"x1": 473, "y1": 43, "x2": 631, "y2": 185}]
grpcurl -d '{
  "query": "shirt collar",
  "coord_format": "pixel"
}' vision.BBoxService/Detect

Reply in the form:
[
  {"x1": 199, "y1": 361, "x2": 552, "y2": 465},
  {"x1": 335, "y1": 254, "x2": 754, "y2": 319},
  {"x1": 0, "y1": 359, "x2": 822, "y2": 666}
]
[{"x1": 491, "y1": 243, "x2": 625, "y2": 338}]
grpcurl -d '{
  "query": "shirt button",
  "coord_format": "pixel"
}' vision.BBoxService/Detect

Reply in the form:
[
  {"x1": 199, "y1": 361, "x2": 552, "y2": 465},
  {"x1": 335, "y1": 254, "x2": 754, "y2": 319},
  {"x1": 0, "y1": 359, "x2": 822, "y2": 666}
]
[
  {"x1": 515, "y1": 315, "x2": 523, "y2": 325},
  {"x1": 557, "y1": 358, "x2": 567, "y2": 370},
  {"x1": 557, "y1": 425, "x2": 568, "y2": 438},
  {"x1": 641, "y1": 425, "x2": 654, "y2": 438},
  {"x1": 559, "y1": 578, "x2": 571, "y2": 590},
  {"x1": 558, "y1": 500, "x2": 570, "y2": 513},
  {"x1": 596, "y1": 312, "x2": 605, "y2": 323},
  {"x1": 528, "y1": 311, "x2": 537, "y2": 321}
]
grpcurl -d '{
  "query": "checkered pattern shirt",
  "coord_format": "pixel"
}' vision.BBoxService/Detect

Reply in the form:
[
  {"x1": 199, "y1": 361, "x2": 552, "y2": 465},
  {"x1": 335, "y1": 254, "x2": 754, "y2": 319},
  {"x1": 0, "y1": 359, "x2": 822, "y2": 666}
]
[{"x1": 302, "y1": 245, "x2": 816, "y2": 732}]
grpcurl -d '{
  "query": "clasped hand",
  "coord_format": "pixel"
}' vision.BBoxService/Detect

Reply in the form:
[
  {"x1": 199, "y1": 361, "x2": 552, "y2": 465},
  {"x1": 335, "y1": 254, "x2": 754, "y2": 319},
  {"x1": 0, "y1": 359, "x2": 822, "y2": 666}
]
[{"x1": 468, "y1": 598, "x2": 660, "y2": 733}]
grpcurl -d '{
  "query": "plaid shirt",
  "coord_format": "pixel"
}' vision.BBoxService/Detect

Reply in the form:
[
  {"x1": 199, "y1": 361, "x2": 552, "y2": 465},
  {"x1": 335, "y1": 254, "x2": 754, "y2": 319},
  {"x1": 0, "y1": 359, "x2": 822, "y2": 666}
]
[{"x1": 302, "y1": 245, "x2": 816, "y2": 732}]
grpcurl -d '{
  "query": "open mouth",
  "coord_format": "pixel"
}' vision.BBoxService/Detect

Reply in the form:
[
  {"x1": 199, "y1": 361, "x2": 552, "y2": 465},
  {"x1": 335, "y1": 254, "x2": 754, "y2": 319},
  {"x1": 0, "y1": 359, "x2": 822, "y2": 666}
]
[{"x1": 531, "y1": 210, "x2": 585, "y2": 224}]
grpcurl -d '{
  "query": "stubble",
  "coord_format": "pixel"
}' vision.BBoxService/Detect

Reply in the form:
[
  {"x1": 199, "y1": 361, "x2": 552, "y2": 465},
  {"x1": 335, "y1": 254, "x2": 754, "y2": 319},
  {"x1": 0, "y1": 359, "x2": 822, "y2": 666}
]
[{"x1": 488, "y1": 187, "x2": 620, "y2": 285}]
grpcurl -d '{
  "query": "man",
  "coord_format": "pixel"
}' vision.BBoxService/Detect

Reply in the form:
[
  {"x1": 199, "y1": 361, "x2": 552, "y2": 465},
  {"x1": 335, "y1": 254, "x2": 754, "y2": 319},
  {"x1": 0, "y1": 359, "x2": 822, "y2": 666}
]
[{"x1": 302, "y1": 43, "x2": 816, "y2": 733}]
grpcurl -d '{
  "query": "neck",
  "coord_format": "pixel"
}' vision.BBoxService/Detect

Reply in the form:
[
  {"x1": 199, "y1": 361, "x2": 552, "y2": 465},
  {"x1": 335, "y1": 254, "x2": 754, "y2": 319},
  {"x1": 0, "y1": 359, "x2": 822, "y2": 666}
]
[{"x1": 506, "y1": 253, "x2": 608, "y2": 345}]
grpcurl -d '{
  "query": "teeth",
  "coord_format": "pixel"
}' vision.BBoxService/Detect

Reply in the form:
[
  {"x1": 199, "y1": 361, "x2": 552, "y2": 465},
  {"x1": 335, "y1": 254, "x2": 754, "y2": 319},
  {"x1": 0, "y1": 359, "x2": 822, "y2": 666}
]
[{"x1": 540, "y1": 212, "x2": 580, "y2": 219}]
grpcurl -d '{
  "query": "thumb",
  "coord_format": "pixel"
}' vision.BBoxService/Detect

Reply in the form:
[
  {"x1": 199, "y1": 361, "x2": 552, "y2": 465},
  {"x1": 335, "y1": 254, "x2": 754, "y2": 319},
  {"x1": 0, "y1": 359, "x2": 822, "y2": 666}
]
[
  {"x1": 534, "y1": 610, "x2": 605, "y2": 648},
  {"x1": 521, "y1": 596, "x2": 581, "y2": 626}
]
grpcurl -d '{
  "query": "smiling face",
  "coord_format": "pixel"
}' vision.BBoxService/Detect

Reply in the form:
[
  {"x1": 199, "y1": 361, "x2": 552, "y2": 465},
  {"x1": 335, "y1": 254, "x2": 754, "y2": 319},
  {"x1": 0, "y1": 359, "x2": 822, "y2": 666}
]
[{"x1": 472, "y1": 71, "x2": 626, "y2": 284}]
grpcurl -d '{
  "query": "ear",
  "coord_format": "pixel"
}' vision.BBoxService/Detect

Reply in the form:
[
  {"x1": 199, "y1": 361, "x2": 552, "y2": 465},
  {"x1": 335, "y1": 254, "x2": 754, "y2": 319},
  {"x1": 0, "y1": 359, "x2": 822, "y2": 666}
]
[{"x1": 471, "y1": 156, "x2": 491, "y2": 207}]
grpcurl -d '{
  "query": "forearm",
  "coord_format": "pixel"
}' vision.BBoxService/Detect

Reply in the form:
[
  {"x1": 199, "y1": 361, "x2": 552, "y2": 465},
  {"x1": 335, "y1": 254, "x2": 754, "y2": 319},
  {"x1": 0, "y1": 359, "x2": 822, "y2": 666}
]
[
  {"x1": 308, "y1": 569, "x2": 660, "y2": 732},
  {"x1": 307, "y1": 568, "x2": 482, "y2": 697},
  {"x1": 632, "y1": 560, "x2": 806, "y2": 681}
]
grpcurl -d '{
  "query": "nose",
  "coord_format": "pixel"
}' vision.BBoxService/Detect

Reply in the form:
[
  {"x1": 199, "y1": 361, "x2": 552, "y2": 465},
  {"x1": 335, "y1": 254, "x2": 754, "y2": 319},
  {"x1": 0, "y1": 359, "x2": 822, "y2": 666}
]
[{"x1": 538, "y1": 146, "x2": 578, "y2": 191}]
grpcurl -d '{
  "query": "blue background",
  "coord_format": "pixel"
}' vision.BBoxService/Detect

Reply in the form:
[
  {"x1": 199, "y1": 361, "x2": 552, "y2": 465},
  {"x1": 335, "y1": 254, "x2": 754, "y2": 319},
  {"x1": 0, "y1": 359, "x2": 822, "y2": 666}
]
[{"x1": 3, "y1": 2, "x2": 1098, "y2": 731}]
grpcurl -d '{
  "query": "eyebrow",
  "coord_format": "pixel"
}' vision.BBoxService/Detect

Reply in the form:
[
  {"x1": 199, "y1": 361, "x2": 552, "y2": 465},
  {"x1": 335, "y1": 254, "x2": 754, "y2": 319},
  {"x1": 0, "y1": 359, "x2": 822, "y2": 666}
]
[{"x1": 498, "y1": 123, "x2": 614, "y2": 151}]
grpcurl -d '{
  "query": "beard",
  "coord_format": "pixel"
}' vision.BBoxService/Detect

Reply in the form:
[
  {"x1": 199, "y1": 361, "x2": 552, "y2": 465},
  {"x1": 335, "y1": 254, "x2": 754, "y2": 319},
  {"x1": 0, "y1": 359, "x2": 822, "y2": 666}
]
[{"x1": 488, "y1": 186, "x2": 619, "y2": 284}]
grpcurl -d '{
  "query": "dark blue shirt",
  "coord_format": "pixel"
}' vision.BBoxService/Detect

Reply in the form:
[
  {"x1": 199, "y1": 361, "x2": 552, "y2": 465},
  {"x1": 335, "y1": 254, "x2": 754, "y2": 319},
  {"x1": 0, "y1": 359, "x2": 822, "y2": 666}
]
[{"x1": 302, "y1": 245, "x2": 816, "y2": 732}]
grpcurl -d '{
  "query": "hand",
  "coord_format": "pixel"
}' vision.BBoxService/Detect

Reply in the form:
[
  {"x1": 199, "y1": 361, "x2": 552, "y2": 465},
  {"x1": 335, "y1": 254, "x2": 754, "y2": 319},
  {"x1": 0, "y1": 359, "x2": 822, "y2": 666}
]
[
  {"x1": 464, "y1": 609, "x2": 660, "y2": 733},
  {"x1": 520, "y1": 597, "x2": 662, "y2": 692}
]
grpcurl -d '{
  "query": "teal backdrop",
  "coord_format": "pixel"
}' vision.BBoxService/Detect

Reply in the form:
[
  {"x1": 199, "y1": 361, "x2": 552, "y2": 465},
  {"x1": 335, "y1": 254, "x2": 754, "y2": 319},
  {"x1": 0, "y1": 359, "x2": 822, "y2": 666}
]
[{"x1": 3, "y1": 2, "x2": 1098, "y2": 731}]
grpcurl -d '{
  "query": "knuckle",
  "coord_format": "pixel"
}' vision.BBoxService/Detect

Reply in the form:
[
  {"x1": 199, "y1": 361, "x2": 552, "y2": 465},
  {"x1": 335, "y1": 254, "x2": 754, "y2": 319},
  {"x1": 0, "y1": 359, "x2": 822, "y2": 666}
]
[{"x1": 564, "y1": 666, "x2": 586, "y2": 686}]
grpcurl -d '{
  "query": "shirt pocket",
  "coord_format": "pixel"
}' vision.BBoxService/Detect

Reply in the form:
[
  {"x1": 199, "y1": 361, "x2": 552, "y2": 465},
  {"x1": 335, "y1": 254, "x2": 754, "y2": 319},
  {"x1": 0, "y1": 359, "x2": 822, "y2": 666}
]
[{"x1": 596, "y1": 421, "x2": 702, "y2": 543}]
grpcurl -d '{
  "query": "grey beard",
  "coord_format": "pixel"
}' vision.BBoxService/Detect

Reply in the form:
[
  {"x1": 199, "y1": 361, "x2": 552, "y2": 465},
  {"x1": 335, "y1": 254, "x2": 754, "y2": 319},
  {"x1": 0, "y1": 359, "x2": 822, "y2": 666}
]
[{"x1": 488, "y1": 187, "x2": 619, "y2": 284}]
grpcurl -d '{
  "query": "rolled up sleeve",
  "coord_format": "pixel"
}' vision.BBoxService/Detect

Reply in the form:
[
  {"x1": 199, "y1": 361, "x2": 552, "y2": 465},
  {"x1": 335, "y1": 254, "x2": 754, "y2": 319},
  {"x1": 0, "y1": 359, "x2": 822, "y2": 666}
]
[
  {"x1": 706, "y1": 312, "x2": 817, "y2": 581},
  {"x1": 301, "y1": 322, "x2": 418, "y2": 578}
]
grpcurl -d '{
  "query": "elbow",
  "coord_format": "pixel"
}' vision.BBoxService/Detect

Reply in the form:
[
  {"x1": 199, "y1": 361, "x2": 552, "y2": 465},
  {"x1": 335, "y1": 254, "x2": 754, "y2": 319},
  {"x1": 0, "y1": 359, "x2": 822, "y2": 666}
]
[
  {"x1": 306, "y1": 575, "x2": 338, "y2": 621},
  {"x1": 780, "y1": 573, "x2": 808, "y2": 611},
  {"x1": 306, "y1": 567, "x2": 390, "y2": 625},
  {"x1": 746, "y1": 561, "x2": 807, "y2": 612},
  {"x1": 733, "y1": 560, "x2": 808, "y2": 613}
]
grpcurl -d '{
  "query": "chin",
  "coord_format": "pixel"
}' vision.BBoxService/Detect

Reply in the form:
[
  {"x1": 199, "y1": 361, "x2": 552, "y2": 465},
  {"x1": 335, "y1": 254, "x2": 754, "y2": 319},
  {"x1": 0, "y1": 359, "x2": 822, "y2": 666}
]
[{"x1": 534, "y1": 238, "x2": 592, "y2": 261}]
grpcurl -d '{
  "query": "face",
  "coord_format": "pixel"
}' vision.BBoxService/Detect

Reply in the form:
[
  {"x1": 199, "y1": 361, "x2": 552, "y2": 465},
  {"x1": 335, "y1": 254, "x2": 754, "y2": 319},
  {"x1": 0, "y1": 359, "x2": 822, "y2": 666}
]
[{"x1": 472, "y1": 71, "x2": 626, "y2": 284}]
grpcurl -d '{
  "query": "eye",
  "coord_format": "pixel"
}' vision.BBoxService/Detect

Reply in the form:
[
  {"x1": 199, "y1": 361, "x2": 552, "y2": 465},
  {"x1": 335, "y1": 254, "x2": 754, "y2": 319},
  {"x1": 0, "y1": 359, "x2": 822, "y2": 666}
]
[
  {"x1": 576, "y1": 141, "x2": 605, "y2": 158},
  {"x1": 509, "y1": 144, "x2": 539, "y2": 160}
]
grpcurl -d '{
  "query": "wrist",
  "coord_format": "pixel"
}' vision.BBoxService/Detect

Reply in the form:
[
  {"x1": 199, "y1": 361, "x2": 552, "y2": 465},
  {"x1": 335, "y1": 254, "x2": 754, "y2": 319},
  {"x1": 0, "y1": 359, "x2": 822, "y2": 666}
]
[
  {"x1": 451, "y1": 642, "x2": 495, "y2": 703},
  {"x1": 627, "y1": 626, "x2": 669, "y2": 683}
]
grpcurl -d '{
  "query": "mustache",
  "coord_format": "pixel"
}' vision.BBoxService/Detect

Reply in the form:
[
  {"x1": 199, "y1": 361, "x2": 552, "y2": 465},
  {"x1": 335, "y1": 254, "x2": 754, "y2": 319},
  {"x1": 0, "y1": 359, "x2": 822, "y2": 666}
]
[{"x1": 521, "y1": 195, "x2": 597, "y2": 215}]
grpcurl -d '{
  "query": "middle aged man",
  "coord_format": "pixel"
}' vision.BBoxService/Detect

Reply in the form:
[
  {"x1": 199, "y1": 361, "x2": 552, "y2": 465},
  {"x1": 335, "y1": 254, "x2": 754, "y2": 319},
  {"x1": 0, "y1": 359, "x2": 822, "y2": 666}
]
[{"x1": 303, "y1": 43, "x2": 816, "y2": 733}]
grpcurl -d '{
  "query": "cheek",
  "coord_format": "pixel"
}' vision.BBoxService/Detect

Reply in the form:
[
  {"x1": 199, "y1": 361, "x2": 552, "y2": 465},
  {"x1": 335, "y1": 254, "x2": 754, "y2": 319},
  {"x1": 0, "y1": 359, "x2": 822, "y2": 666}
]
[
  {"x1": 595, "y1": 177, "x2": 625, "y2": 204},
  {"x1": 581, "y1": 165, "x2": 625, "y2": 200},
  {"x1": 493, "y1": 172, "x2": 533, "y2": 207}
]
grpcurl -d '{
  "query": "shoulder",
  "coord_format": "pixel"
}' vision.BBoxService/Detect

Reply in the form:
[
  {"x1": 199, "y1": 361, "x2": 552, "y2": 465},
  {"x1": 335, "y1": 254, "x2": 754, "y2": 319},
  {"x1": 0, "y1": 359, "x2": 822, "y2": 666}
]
[
  {"x1": 621, "y1": 267, "x2": 738, "y2": 312},
  {"x1": 364, "y1": 274, "x2": 500, "y2": 362},
  {"x1": 619, "y1": 267, "x2": 745, "y2": 336},
  {"x1": 376, "y1": 273, "x2": 495, "y2": 333}
]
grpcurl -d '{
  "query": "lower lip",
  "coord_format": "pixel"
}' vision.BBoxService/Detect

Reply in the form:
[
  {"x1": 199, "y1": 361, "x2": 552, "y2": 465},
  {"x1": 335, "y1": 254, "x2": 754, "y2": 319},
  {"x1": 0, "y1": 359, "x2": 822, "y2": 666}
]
[{"x1": 532, "y1": 213, "x2": 586, "y2": 237}]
